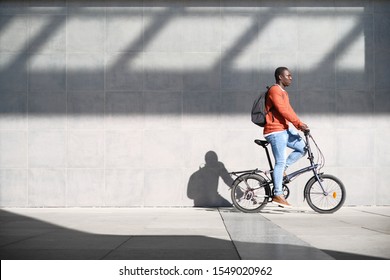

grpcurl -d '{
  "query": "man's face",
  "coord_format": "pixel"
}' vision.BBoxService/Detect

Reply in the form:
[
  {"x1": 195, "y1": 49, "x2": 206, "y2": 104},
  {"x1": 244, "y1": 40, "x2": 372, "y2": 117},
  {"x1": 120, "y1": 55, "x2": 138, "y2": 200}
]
[{"x1": 279, "y1": 70, "x2": 293, "y2": 87}]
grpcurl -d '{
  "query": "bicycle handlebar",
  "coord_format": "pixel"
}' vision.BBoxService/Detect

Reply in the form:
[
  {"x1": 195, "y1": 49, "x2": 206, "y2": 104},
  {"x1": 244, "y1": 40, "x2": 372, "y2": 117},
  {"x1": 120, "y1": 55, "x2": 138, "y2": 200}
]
[{"x1": 302, "y1": 129, "x2": 310, "y2": 136}]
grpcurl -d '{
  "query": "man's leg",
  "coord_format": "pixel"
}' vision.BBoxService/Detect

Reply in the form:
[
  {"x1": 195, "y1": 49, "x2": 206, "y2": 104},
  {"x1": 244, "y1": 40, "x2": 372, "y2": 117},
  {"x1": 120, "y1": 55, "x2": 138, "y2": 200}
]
[
  {"x1": 265, "y1": 131, "x2": 288, "y2": 196},
  {"x1": 285, "y1": 128, "x2": 306, "y2": 170}
]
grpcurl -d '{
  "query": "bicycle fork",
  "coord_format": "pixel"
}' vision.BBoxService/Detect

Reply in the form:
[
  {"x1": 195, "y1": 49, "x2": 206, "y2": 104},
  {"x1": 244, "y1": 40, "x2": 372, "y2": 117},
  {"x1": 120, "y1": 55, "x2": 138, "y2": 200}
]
[
  {"x1": 303, "y1": 170, "x2": 328, "y2": 202},
  {"x1": 314, "y1": 172, "x2": 327, "y2": 193}
]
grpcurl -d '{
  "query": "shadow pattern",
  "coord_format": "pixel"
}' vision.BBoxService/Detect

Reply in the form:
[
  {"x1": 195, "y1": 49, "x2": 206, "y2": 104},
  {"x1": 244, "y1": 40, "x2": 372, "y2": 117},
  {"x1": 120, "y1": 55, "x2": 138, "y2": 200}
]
[
  {"x1": 0, "y1": 0, "x2": 388, "y2": 117},
  {"x1": 187, "y1": 151, "x2": 233, "y2": 207},
  {"x1": 0, "y1": 209, "x2": 386, "y2": 260}
]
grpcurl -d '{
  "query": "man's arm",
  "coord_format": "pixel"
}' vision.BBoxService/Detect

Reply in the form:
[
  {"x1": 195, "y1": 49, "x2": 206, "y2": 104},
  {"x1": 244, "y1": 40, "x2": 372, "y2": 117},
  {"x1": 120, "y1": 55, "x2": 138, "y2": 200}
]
[{"x1": 268, "y1": 89, "x2": 304, "y2": 129}]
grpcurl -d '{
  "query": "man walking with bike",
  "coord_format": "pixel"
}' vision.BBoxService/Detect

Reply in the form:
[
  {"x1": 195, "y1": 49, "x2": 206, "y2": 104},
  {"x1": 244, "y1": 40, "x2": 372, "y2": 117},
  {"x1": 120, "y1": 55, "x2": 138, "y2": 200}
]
[{"x1": 264, "y1": 67, "x2": 309, "y2": 208}]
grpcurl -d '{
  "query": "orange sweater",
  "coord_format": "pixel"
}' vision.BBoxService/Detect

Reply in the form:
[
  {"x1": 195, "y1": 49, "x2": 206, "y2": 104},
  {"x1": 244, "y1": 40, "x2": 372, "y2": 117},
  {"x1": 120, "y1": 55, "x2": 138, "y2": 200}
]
[{"x1": 263, "y1": 85, "x2": 303, "y2": 135}]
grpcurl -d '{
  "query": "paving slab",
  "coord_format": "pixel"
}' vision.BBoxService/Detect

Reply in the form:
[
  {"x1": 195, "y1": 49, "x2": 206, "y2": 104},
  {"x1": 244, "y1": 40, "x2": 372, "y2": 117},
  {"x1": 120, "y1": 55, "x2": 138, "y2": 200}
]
[
  {"x1": 260, "y1": 206, "x2": 390, "y2": 260},
  {"x1": 219, "y1": 209, "x2": 333, "y2": 260},
  {"x1": 0, "y1": 208, "x2": 237, "y2": 260}
]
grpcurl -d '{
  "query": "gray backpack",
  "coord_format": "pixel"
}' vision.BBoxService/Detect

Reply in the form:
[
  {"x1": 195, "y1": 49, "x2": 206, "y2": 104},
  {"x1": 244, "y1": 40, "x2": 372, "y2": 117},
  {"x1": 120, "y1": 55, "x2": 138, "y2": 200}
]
[{"x1": 251, "y1": 86, "x2": 271, "y2": 127}]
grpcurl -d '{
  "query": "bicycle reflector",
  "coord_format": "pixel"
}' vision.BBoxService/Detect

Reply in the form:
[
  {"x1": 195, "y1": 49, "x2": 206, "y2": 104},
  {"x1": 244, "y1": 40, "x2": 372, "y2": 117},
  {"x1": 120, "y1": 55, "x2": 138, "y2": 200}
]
[{"x1": 333, "y1": 192, "x2": 337, "y2": 199}]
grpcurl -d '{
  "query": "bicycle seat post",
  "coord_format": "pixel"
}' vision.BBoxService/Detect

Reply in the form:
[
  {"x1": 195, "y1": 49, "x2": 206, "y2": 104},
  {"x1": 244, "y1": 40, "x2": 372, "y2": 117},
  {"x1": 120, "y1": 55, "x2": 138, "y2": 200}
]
[
  {"x1": 264, "y1": 144, "x2": 273, "y2": 171},
  {"x1": 254, "y1": 140, "x2": 273, "y2": 171}
]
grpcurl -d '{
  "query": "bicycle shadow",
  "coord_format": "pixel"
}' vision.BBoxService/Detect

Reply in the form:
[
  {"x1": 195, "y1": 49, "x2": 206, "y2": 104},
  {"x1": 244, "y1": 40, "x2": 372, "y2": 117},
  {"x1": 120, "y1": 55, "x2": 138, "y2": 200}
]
[
  {"x1": 187, "y1": 151, "x2": 234, "y2": 207},
  {"x1": 259, "y1": 206, "x2": 310, "y2": 214}
]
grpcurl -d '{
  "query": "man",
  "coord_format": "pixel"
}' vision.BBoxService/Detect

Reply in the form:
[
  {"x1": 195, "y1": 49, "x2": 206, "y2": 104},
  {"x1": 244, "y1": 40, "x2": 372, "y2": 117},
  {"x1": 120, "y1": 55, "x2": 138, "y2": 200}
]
[{"x1": 264, "y1": 67, "x2": 309, "y2": 208}]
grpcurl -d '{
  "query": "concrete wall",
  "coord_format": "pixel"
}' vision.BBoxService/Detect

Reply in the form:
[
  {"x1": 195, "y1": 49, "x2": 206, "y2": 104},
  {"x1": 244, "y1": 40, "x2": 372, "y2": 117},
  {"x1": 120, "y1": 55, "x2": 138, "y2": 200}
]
[{"x1": 0, "y1": 0, "x2": 389, "y2": 207}]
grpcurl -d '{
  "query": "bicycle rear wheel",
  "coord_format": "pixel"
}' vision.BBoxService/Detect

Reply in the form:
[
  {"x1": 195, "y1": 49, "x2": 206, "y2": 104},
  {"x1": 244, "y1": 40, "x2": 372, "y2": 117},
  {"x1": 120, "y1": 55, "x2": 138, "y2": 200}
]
[
  {"x1": 231, "y1": 173, "x2": 271, "y2": 213},
  {"x1": 305, "y1": 174, "x2": 346, "y2": 213}
]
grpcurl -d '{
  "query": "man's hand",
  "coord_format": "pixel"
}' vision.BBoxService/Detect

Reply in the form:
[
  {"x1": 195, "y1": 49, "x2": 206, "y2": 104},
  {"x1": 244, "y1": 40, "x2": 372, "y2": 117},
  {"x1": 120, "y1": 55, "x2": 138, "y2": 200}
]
[{"x1": 299, "y1": 123, "x2": 309, "y2": 132}]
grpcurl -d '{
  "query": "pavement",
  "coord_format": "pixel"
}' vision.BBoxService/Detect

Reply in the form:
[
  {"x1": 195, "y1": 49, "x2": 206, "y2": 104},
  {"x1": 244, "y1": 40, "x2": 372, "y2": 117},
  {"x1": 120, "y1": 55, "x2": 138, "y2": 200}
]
[{"x1": 0, "y1": 205, "x2": 389, "y2": 260}]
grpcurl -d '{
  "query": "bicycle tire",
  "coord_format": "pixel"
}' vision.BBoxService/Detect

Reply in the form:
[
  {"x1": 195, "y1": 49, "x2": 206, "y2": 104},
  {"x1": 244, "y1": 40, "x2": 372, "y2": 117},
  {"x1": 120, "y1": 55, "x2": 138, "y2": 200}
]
[
  {"x1": 231, "y1": 173, "x2": 271, "y2": 213},
  {"x1": 305, "y1": 174, "x2": 346, "y2": 213}
]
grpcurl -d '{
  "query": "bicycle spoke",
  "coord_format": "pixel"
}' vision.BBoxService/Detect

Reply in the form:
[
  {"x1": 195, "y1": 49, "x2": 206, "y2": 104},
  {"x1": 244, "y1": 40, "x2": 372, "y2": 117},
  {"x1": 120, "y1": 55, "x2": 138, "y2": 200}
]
[{"x1": 231, "y1": 174, "x2": 270, "y2": 213}]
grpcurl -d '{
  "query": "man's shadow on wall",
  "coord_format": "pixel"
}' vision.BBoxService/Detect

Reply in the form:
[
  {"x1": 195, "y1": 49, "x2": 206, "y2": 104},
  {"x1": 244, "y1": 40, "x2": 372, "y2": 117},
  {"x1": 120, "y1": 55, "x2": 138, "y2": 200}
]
[{"x1": 187, "y1": 151, "x2": 234, "y2": 207}]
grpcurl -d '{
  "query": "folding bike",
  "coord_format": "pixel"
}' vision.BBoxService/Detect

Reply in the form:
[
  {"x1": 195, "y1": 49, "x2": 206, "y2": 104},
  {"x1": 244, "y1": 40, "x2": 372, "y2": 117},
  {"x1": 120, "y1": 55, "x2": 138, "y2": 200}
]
[{"x1": 230, "y1": 131, "x2": 346, "y2": 213}]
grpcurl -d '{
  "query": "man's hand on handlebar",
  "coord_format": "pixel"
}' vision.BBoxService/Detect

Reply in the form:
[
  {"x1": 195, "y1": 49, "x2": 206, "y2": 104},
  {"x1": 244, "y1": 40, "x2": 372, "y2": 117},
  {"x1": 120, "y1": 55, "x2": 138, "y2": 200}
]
[{"x1": 299, "y1": 123, "x2": 310, "y2": 133}]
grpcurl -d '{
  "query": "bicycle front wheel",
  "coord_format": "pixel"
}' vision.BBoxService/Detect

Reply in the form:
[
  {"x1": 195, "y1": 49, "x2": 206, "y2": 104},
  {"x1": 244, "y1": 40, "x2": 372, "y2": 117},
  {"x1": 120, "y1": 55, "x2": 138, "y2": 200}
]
[
  {"x1": 305, "y1": 174, "x2": 346, "y2": 213},
  {"x1": 231, "y1": 173, "x2": 271, "y2": 213}
]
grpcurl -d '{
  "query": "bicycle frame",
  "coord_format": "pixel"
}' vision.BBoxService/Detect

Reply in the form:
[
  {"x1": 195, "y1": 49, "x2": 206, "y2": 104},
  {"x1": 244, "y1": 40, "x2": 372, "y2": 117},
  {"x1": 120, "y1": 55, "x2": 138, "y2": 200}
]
[{"x1": 284, "y1": 132, "x2": 322, "y2": 182}]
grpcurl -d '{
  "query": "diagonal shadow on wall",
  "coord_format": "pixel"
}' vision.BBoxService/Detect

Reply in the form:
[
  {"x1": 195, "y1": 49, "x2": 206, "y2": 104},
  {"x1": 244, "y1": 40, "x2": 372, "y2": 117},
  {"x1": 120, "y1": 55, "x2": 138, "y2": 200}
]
[{"x1": 0, "y1": 0, "x2": 388, "y2": 117}]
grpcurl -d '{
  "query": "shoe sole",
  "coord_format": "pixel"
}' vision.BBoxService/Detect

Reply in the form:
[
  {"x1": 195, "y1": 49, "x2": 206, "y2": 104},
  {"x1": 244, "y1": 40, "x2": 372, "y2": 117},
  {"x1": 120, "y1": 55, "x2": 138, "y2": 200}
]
[{"x1": 272, "y1": 200, "x2": 293, "y2": 208}]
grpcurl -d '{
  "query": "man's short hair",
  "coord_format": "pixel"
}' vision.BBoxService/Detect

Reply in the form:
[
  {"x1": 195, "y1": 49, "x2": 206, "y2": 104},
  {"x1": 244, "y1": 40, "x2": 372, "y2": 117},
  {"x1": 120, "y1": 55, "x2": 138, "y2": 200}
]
[{"x1": 274, "y1": 67, "x2": 289, "y2": 82}]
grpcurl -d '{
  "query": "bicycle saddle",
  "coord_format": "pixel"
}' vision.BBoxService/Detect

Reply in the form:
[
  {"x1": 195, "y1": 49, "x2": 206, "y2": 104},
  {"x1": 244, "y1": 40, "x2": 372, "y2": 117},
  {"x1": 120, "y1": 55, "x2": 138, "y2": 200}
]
[{"x1": 254, "y1": 139, "x2": 269, "y2": 148}]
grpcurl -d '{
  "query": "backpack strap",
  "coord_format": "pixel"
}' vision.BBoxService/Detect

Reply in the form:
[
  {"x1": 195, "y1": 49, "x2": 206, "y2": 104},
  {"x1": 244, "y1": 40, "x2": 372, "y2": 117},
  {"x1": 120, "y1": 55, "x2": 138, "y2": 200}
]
[{"x1": 265, "y1": 85, "x2": 275, "y2": 122}]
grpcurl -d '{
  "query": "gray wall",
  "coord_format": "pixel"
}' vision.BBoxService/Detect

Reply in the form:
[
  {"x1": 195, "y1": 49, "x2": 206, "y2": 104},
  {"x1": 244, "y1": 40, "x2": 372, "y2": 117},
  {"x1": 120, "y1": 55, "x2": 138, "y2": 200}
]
[{"x1": 0, "y1": 0, "x2": 389, "y2": 207}]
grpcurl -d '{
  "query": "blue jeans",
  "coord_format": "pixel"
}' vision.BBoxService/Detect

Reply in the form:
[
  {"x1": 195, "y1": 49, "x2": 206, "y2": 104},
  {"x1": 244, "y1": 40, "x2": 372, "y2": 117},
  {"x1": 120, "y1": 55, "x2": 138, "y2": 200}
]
[{"x1": 265, "y1": 128, "x2": 306, "y2": 196}]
